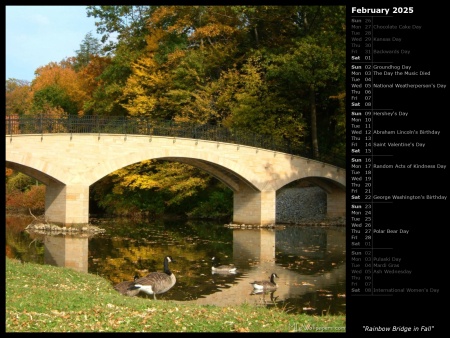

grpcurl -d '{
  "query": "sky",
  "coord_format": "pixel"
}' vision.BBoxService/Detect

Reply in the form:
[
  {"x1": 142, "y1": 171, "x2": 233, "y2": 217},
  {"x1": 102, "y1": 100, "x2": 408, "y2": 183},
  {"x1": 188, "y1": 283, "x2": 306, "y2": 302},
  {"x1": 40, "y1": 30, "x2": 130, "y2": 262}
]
[{"x1": 6, "y1": 6, "x2": 101, "y2": 83}]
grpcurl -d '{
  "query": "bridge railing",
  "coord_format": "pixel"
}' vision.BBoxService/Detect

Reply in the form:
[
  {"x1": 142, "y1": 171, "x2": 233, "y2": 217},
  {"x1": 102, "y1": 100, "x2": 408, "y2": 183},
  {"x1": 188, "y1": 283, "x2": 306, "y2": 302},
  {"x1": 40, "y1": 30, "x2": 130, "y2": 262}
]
[{"x1": 5, "y1": 115, "x2": 345, "y2": 168}]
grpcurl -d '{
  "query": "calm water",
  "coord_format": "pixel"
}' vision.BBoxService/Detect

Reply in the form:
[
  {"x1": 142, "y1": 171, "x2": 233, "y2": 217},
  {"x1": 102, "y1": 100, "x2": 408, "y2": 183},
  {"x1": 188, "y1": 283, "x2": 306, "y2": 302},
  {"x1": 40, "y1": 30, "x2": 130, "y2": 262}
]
[{"x1": 6, "y1": 215, "x2": 346, "y2": 316}]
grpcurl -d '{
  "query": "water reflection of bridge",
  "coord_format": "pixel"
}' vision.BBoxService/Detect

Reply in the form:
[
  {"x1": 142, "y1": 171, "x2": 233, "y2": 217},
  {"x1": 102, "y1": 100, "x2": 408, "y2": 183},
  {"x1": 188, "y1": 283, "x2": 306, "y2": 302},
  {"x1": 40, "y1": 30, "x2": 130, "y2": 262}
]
[
  {"x1": 43, "y1": 235, "x2": 89, "y2": 273},
  {"x1": 189, "y1": 228, "x2": 346, "y2": 307}
]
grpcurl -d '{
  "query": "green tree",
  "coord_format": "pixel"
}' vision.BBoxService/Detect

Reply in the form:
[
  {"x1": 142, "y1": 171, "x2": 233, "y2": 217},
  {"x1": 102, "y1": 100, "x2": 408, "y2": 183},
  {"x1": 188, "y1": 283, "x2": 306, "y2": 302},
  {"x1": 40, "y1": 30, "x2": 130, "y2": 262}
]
[
  {"x1": 32, "y1": 84, "x2": 78, "y2": 116},
  {"x1": 30, "y1": 61, "x2": 91, "y2": 116},
  {"x1": 85, "y1": 6, "x2": 154, "y2": 116},
  {"x1": 73, "y1": 32, "x2": 102, "y2": 71},
  {"x1": 265, "y1": 6, "x2": 346, "y2": 159},
  {"x1": 86, "y1": 5, "x2": 152, "y2": 55}
]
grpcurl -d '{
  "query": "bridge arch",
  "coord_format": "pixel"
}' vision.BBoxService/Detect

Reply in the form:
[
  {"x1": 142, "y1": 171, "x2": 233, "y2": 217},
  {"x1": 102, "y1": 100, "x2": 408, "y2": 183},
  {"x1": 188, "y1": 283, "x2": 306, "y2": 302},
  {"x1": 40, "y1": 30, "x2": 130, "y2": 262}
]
[
  {"x1": 6, "y1": 134, "x2": 346, "y2": 225},
  {"x1": 277, "y1": 177, "x2": 346, "y2": 219}
]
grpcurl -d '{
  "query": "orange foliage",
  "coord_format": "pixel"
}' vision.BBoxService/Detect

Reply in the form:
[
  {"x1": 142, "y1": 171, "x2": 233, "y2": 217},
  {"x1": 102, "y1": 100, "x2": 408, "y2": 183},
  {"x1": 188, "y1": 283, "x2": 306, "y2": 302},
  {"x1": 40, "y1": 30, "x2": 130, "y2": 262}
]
[
  {"x1": 38, "y1": 104, "x2": 68, "y2": 120},
  {"x1": 6, "y1": 185, "x2": 46, "y2": 213},
  {"x1": 31, "y1": 62, "x2": 89, "y2": 113},
  {"x1": 6, "y1": 244, "x2": 13, "y2": 258},
  {"x1": 77, "y1": 55, "x2": 112, "y2": 97},
  {"x1": 5, "y1": 82, "x2": 33, "y2": 115},
  {"x1": 6, "y1": 168, "x2": 14, "y2": 177}
]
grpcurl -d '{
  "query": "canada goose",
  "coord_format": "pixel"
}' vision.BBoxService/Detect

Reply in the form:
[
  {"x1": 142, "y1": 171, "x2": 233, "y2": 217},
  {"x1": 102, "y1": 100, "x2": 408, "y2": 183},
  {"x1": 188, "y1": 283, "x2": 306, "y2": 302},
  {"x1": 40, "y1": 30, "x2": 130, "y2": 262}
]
[
  {"x1": 114, "y1": 274, "x2": 140, "y2": 297},
  {"x1": 250, "y1": 273, "x2": 279, "y2": 290},
  {"x1": 127, "y1": 256, "x2": 176, "y2": 300},
  {"x1": 211, "y1": 256, "x2": 237, "y2": 274}
]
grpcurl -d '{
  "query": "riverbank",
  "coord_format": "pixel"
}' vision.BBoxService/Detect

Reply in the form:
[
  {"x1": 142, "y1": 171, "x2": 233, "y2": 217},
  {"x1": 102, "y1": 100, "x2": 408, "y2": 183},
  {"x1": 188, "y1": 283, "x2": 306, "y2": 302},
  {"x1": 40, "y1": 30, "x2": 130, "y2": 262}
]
[{"x1": 225, "y1": 216, "x2": 345, "y2": 229}]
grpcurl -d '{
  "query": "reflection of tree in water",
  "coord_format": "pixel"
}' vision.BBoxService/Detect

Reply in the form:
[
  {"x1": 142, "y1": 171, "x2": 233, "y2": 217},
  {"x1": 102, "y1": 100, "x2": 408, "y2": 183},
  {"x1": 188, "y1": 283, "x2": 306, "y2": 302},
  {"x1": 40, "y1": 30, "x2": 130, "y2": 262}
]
[
  {"x1": 88, "y1": 219, "x2": 235, "y2": 286},
  {"x1": 6, "y1": 216, "x2": 346, "y2": 315},
  {"x1": 276, "y1": 226, "x2": 327, "y2": 258},
  {"x1": 275, "y1": 226, "x2": 346, "y2": 274},
  {"x1": 6, "y1": 215, "x2": 45, "y2": 264}
]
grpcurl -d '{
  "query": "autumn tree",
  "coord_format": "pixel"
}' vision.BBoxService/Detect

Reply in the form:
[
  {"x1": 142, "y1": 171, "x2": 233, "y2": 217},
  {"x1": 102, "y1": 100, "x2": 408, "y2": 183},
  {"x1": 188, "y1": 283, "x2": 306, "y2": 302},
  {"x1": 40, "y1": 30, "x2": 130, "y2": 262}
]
[
  {"x1": 210, "y1": 54, "x2": 309, "y2": 151},
  {"x1": 84, "y1": 6, "x2": 153, "y2": 116},
  {"x1": 5, "y1": 171, "x2": 45, "y2": 213},
  {"x1": 77, "y1": 55, "x2": 113, "y2": 116},
  {"x1": 30, "y1": 61, "x2": 90, "y2": 116},
  {"x1": 85, "y1": 5, "x2": 346, "y2": 217},
  {"x1": 90, "y1": 160, "x2": 231, "y2": 217},
  {"x1": 121, "y1": 6, "x2": 253, "y2": 122},
  {"x1": 5, "y1": 79, "x2": 33, "y2": 116}
]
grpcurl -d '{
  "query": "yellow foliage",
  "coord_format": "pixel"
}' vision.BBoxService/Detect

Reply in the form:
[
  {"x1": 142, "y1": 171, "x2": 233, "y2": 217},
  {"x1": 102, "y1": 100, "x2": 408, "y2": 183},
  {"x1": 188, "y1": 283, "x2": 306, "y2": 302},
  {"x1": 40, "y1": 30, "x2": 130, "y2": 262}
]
[
  {"x1": 122, "y1": 57, "x2": 173, "y2": 117},
  {"x1": 193, "y1": 23, "x2": 236, "y2": 39}
]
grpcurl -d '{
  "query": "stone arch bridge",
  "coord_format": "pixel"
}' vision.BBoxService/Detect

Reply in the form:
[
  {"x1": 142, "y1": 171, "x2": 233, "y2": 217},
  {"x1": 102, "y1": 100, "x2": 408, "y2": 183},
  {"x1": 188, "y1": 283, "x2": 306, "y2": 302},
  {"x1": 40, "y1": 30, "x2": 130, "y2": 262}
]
[{"x1": 5, "y1": 116, "x2": 346, "y2": 226}]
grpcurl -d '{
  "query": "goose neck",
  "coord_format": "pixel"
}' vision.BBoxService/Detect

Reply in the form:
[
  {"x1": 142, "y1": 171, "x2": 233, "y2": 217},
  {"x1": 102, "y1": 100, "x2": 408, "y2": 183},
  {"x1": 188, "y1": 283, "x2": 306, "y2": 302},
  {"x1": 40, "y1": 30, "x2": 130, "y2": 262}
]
[{"x1": 163, "y1": 260, "x2": 172, "y2": 275}]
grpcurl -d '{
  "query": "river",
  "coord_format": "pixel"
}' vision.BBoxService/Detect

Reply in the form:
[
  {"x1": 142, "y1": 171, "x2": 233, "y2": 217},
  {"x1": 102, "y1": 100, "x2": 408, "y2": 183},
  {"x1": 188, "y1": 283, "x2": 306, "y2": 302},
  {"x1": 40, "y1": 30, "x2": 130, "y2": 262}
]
[{"x1": 6, "y1": 214, "x2": 346, "y2": 316}]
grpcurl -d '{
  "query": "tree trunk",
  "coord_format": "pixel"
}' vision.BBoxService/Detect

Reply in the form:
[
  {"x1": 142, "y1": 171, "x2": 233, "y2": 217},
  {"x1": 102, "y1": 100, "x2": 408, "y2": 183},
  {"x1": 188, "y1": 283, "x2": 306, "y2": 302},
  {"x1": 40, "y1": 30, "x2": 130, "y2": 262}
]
[{"x1": 309, "y1": 83, "x2": 319, "y2": 158}]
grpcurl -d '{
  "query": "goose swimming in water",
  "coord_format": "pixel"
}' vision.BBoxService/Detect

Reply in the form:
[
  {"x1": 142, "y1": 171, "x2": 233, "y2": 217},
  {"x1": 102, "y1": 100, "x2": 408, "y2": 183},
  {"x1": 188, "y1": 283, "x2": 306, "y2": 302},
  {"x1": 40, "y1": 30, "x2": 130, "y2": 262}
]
[
  {"x1": 211, "y1": 256, "x2": 237, "y2": 274},
  {"x1": 250, "y1": 273, "x2": 279, "y2": 291},
  {"x1": 127, "y1": 256, "x2": 176, "y2": 300}
]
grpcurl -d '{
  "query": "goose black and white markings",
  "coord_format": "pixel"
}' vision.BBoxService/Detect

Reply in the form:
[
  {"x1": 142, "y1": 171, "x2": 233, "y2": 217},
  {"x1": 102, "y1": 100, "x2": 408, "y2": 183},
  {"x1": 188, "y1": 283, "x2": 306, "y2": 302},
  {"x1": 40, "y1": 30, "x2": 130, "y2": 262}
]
[
  {"x1": 127, "y1": 256, "x2": 176, "y2": 300},
  {"x1": 211, "y1": 256, "x2": 237, "y2": 274},
  {"x1": 250, "y1": 273, "x2": 279, "y2": 291}
]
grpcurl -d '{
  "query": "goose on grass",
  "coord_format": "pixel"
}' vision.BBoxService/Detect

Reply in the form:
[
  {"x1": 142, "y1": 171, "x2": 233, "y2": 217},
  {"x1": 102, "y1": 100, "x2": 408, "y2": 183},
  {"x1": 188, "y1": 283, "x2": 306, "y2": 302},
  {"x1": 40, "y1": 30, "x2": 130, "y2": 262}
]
[
  {"x1": 211, "y1": 256, "x2": 237, "y2": 274},
  {"x1": 250, "y1": 273, "x2": 279, "y2": 291},
  {"x1": 127, "y1": 256, "x2": 176, "y2": 300},
  {"x1": 114, "y1": 274, "x2": 140, "y2": 297}
]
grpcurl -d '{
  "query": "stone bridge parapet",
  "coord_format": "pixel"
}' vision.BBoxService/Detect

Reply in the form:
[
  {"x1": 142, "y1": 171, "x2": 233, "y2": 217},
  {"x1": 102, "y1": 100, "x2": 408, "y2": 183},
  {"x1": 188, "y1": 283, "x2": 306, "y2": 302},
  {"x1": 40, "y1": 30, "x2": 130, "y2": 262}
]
[{"x1": 6, "y1": 133, "x2": 346, "y2": 226}]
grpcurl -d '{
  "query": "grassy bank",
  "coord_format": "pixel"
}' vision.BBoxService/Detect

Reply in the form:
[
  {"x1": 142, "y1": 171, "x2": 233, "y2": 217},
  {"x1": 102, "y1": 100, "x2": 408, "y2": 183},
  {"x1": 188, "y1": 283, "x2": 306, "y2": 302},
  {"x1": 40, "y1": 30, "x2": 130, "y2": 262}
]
[{"x1": 6, "y1": 257, "x2": 346, "y2": 332}]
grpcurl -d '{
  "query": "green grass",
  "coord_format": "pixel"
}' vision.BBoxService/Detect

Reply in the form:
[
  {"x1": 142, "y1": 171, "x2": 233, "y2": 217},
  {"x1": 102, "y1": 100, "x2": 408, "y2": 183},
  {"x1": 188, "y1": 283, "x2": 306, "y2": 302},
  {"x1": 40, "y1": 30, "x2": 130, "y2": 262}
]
[{"x1": 6, "y1": 257, "x2": 346, "y2": 332}]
